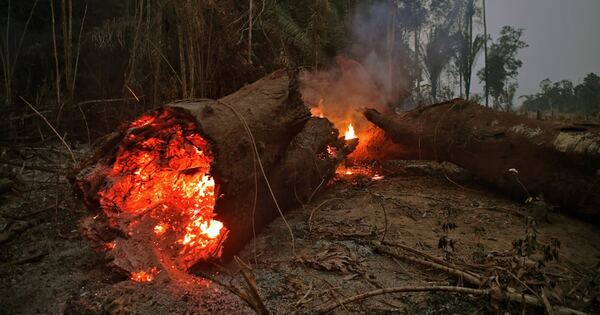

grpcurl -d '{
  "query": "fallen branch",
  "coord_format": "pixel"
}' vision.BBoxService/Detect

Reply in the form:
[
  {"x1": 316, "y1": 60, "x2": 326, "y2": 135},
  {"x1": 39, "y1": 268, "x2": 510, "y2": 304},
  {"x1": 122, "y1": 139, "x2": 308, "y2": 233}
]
[
  {"x1": 3, "y1": 205, "x2": 55, "y2": 220},
  {"x1": 318, "y1": 285, "x2": 488, "y2": 313},
  {"x1": 193, "y1": 270, "x2": 257, "y2": 312},
  {"x1": 76, "y1": 97, "x2": 140, "y2": 107},
  {"x1": 381, "y1": 240, "x2": 483, "y2": 280},
  {"x1": 235, "y1": 256, "x2": 270, "y2": 315},
  {"x1": 372, "y1": 242, "x2": 588, "y2": 315},
  {"x1": 0, "y1": 251, "x2": 48, "y2": 269},
  {"x1": 318, "y1": 284, "x2": 587, "y2": 314},
  {"x1": 0, "y1": 158, "x2": 65, "y2": 174},
  {"x1": 373, "y1": 242, "x2": 483, "y2": 286}
]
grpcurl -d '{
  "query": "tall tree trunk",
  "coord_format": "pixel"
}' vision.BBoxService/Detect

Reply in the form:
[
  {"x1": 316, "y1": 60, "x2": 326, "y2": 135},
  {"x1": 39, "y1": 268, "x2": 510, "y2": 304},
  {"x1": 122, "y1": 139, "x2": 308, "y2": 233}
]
[
  {"x1": 431, "y1": 75, "x2": 438, "y2": 103},
  {"x1": 248, "y1": 0, "x2": 253, "y2": 64},
  {"x1": 465, "y1": 6, "x2": 473, "y2": 100},
  {"x1": 483, "y1": 0, "x2": 489, "y2": 107},
  {"x1": 387, "y1": 2, "x2": 396, "y2": 105},
  {"x1": 414, "y1": 28, "x2": 421, "y2": 101}
]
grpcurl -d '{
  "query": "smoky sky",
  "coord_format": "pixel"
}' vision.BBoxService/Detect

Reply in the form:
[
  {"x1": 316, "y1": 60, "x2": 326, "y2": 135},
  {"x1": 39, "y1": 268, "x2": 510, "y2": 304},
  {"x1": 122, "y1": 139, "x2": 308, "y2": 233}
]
[{"x1": 471, "y1": 0, "x2": 600, "y2": 100}]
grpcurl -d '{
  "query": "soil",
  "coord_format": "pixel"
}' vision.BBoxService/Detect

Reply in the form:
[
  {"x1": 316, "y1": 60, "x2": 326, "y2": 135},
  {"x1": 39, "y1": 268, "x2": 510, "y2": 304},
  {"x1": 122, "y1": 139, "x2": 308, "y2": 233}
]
[{"x1": 1, "y1": 145, "x2": 599, "y2": 314}]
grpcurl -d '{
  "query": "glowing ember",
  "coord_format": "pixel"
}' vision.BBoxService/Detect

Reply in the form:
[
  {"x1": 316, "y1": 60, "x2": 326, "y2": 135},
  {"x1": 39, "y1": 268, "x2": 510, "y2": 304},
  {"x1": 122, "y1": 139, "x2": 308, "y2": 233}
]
[
  {"x1": 201, "y1": 220, "x2": 223, "y2": 239},
  {"x1": 326, "y1": 145, "x2": 338, "y2": 159},
  {"x1": 153, "y1": 223, "x2": 169, "y2": 235},
  {"x1": 98, "y1": 108, "x2": 228, "y2": 270},
  {"x1": 344, "y1": 124, "x2": 357, "y2": 140},
  {"x1": 130, "y1": 267, "x2": 159, "y2": 282},
  {"x1": 104, "y1": 241, "x2": 116, "y2": 250},
  {"x1": 336, "y1": 166, "x2": 381, "y2": 179}
]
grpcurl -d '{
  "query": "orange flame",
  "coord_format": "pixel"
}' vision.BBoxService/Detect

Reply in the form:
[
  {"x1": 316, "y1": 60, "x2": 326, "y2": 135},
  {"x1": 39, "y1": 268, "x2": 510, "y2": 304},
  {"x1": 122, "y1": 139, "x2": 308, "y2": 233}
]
[
  {"x1": 130, "y1": 267, "x2": 159, "y2": 282},
  {"x1": 344, "y1": 123, "x2": 357, "y2": 140}
]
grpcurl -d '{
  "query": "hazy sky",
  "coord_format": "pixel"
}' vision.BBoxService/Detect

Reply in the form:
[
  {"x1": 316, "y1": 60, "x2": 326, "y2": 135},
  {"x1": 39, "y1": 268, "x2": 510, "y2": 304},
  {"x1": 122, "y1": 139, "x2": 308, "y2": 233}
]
[{"x1": 471, "y1": 0, "x2": 600, "y2": 99}]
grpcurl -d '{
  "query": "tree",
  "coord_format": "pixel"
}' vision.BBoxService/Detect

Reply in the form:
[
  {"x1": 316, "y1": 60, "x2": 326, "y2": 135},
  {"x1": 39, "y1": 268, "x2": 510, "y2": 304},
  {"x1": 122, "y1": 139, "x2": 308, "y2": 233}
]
[
  {"x1": 454, "y1": 0, "x2": 484, "y2": 100},
  {"x1": 422, "y1": 25, "x2": 456, "y2": 103},
  {"x1": 398, "y1": 0, "x2": 428, "y2": 101},
  {"x1": 523, "y1": 73, "x2": 600, "y2": 115},
  {"x1": 482, "y1": 0, "x2": 489, "y2": 107},
  {"x1": 477, "y1": 25, "x2": 527, "y2": 110},
  {"x1": 576, "y1": 73, "x2": 600, "y2": 114}
]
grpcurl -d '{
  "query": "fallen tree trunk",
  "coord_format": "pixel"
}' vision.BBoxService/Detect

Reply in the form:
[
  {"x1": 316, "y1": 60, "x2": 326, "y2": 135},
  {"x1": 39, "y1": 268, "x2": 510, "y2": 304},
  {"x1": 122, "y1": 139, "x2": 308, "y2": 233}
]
[
  {"x1": 73, "y1": 70, "x2": 355, "y2": 277},
  {"x1": 364, "y1": 99, "x2": 600, "y2": 215}
]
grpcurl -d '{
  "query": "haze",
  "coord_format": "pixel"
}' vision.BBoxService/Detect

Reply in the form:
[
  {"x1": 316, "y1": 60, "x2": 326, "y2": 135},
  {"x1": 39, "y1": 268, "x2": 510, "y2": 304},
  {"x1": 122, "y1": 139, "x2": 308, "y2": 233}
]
[{"x1": 470, "y1": 0, "x2": 600, "y2": 101}]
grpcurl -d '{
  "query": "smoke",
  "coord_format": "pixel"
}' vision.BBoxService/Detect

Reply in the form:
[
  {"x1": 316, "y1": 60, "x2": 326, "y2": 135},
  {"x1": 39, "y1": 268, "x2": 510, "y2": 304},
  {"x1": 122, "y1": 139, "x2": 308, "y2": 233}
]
[{"x1": 300, "y1": 1, "x2": 415, "y2": 137}]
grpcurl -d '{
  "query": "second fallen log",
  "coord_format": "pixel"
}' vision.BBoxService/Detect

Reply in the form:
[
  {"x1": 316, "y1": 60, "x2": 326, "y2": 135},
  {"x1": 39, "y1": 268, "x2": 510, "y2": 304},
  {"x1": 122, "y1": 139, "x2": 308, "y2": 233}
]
[{"x1": 364, "y1": 99, "x2": 600, "y2": 215}]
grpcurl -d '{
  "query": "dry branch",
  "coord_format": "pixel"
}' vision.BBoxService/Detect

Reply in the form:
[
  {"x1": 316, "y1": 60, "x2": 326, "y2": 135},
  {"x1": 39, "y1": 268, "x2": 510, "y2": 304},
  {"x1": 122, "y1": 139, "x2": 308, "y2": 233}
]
[
  {"x1": 373, "y1": 242, "x2": 483, "y2": 286},
  {"x1": 372, "y1": 242, "x2": 588, "y2": 315},
  {"x1": 318, "y1": 285, "x2": 488, "y2": 313}
]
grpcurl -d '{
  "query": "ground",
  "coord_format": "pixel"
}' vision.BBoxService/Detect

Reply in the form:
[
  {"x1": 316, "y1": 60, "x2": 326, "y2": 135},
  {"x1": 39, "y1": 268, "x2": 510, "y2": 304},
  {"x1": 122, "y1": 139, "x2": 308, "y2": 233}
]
[{"x1": 1, "y1": 145, "x2": 599, "y2": 314}]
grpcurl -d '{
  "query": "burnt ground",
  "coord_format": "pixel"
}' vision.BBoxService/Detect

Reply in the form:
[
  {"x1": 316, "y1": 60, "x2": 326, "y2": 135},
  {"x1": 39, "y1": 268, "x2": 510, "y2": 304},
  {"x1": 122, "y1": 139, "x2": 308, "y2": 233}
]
[{"x1": 1, "y1": 144, "x2": 599, "y2": 314}]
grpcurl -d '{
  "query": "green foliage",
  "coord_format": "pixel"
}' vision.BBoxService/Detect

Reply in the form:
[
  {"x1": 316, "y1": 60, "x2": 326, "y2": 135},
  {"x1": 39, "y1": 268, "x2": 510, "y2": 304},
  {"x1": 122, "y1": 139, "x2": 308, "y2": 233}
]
[
  {"x1": 422, "y1": 25, "x2": 456, "y2": 102},
  {"x1": 478, "y1": 25, "x2": 527, "y2": 111},
  {"x1": 261, "y1": 0, "x2": 348, "y2": 68},
  {"x1": 522, "y1": 73, "x2": 600, "y2": 115},
  {"x1": 454, "y1": 0, "x2": 484, "y2": 99}
]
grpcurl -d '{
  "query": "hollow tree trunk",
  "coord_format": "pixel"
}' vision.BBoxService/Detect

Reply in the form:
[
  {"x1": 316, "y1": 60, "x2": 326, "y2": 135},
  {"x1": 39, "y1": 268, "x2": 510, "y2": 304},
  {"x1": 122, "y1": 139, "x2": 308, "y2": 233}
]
[
  {"x1": 364, "y1": 98, "x2": 600, "y2": 215},
  {"x1": 73, "y1": 70, "x2": 355, "y2": 277}
]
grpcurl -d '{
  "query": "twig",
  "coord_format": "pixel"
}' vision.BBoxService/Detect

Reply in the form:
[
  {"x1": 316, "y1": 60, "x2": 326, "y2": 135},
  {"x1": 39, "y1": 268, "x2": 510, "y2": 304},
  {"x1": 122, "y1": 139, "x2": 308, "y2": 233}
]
[
  {"x1": 307, "y1": 177, "x2": 326, "y2": 204},
  {"x1": 234, "y1": 256, "x2": 270, "y2": 315},
  {"x1": 4, "y1": 205, "x2": 54, "y2": 220},
  {"x1": 322, "y1": 278, "x2": 350, "y2": 313},
  {"x1": 567, "y1": 277, "x2": 586, "y2": 296},
  {"x1": 125, "y1": 85, "x2": 140, "y2": 102},
  {"x1": 194, "y1": 270, "x2": 256, "y2": 311},
  {"x1": 0, "y1": 251, "x2": 48, "y2": 269},
  {"x1": 77, "y1": 97, "x2": 140, "y2": 107},
  {"x1": 371, "y1": 193, "x2": 388, "y2": 242},
  {"x1": 294, "y1": 281, "x2": 313, "y2": 307},
  {"x1": 308, "y1": 198, "x2": 344, "y2": 232},
  {"x1": 542, "y1": 287, "x2": 557, "y2": 315},
  {"x1": 374, "y1": 242, "x2": 483, "y2": 285},
  {"x1": 506, "y1": 269, "x2": 543, "y2": 304},
  {"x1": 0, "y1": 158, "x2": 65, "y2": 174},
  {"x1": 381, "y1": 240, "x2": 482, "y2": 280},
  {"x1": 20, "y1": 97, "x2": 76, "y2": 163},
  {"x1": 318, "y1": 285, "x2": 489, "y2": 313}
]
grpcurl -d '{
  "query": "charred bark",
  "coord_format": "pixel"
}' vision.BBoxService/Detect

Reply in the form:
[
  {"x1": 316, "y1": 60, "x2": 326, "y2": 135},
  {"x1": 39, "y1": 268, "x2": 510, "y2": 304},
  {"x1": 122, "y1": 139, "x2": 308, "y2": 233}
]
[
  {"x1": 364, "y1": 99, "x2": 600, "y2": 215},
  {"x1": 73, "y1": 70, "x2": 355, "y2": 276}
]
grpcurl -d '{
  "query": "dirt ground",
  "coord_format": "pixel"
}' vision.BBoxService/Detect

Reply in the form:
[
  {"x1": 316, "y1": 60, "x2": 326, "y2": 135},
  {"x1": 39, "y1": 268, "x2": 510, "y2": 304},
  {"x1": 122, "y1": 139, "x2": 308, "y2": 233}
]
[{"x1": 1, "y1": 144, "x2": 599, "y2": 314}]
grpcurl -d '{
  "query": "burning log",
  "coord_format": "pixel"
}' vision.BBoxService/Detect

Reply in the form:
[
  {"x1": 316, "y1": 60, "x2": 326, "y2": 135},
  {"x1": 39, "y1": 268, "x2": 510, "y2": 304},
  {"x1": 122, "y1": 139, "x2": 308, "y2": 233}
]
[
  {"x1": 73, "y1": 70, "x2": 356, "y2": 279},
  {"x1": 364, "y1": 99, "x2": 600, "y2": 216}
]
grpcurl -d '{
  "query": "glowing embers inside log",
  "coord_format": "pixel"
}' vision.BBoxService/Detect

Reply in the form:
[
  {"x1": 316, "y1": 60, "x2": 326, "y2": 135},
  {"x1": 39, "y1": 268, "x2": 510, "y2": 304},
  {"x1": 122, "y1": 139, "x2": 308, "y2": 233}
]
[{"x1": 98, "y1": 108, "x2": 228, "y2": 279}]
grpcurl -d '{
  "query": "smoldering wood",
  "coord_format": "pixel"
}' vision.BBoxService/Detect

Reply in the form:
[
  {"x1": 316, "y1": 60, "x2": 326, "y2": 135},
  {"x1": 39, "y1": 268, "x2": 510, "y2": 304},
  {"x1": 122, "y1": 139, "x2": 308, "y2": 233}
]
[
  {"x1": 364, "y1": 99, "x2": 600, "y2": 216},
  {"x1": 73, "y1": 70, "x2": 355, "y2": 275}
]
